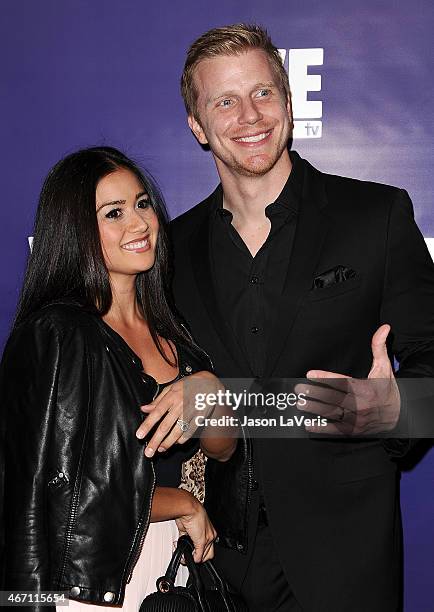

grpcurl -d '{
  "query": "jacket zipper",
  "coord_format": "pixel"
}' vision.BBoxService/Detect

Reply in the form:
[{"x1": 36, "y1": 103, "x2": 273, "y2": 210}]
[
  {"x1": 125, "y1": 460, "x2": 156, "y2": 583},
  {"x1": 124, "y1": 328, "x2": 214, "y2": 583},
  {"x1": 124, "y1": 347, "x2": 200, "y2": 584}
]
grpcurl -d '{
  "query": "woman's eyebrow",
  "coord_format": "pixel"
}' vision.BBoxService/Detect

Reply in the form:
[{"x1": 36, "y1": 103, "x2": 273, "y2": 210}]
[
  {"x1": 96, "y1": 199, "x2": 125, "y2": 212},
  {"x1": 96, "y1": 192, "x2": 148, "y2": 212}
]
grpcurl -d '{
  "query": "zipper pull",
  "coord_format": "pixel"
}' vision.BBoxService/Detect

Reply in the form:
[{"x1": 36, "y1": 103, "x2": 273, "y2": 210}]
[{"x1": 48, "y1": 470, "x2": 69, "y2": 489}]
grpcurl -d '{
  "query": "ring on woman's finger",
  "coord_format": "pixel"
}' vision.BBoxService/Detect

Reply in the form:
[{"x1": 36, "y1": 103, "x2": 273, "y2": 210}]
[{"x1": 176, "y1": 418, "x2": 190, "y2": 432}]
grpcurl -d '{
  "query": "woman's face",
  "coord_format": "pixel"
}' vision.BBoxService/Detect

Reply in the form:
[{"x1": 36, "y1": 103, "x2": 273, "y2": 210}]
[{"x1": 96, "y1": 167, "x2": 159, "y2": 279}]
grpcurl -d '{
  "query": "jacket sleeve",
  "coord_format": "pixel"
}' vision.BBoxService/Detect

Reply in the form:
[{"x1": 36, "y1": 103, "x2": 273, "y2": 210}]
[
  {"x1": 0, "y1": 316, "x2": 62, "y2": 604},
  {"x1": 380, "y1": 189, "x2": 434, "y2": 454}
]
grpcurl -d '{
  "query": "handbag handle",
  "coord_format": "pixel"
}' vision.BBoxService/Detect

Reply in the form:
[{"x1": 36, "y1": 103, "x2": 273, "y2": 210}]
[
  {"x1": 156, "y1": 535, "x2": 210, "y2": 611},
  {"x1": 156, "y1": 535, "x2": 240, "y2": 612},
  {"x1": 202, "y1": 560, "x2": 238, "y2": 612}
]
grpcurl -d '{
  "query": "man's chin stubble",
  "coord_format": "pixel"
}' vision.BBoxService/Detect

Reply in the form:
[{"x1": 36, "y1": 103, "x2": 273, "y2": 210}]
[{"x1": 231, "y1": 156, "x2": 280, "y2": 178}]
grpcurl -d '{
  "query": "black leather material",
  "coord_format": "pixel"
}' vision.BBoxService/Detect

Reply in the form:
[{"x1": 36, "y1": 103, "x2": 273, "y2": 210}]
[
  {"x1": 0, "y1": 302, "x2": 210, "y2": 610},
  {"x1": 140, "y1": 536, "x2": 248, "y2": 612}
]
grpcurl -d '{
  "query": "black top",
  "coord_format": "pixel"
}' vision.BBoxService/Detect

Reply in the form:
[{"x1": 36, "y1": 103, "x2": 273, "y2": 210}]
[
  {"x1": 210, "y1": 151, "x2": 304, "y2": 378},
  {"x1": 152, "y1": 369, "x2": 199, "y2": 488}
]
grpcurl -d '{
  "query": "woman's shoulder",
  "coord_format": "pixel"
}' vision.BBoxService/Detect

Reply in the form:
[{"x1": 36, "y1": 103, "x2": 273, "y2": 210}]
[
  {"x1": 6, "y1": 303, "x2": 99, "y2": 356},
  {"x1": 19, "y1": 302, "x2": 97, "y2": 332},
  {"x1": 0, "y1": 304, "x2": 97, "y2": 382}
]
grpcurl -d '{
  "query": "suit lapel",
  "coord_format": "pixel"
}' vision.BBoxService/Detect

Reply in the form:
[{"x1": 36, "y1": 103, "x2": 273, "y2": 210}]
[
  {"x1": 263, "y1": 161, "x2": 330, "y2": 377},
  {"x1": 189, "y1": 188, "x2": 253, "y2": 377}
]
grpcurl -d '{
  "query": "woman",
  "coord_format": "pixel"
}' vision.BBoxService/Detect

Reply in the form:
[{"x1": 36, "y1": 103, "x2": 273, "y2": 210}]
[{"x1": 0, "y1": 147, "x2": 234, "y2": 609}]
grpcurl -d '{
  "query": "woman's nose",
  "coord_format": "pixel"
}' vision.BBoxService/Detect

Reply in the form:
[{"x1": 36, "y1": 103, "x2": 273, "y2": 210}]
[{"x1": 128, "y1": 209, "x2": 149, "y2": 233}]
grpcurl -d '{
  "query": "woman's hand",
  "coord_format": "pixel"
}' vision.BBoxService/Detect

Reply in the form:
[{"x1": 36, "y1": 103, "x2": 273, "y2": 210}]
[
  {"x1": 175, "y1": 495, "x2": 217, "y2": 563},
  {"x1": 151, "y1": 487, "x2": 217, "y2": 563},
  {"x1": 136, "y1": 370, "x2": 223, "y2": 457}
]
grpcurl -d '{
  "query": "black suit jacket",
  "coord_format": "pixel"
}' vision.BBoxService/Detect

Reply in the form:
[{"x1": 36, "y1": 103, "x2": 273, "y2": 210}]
[{"x1": 170, "y1": 152, "x2": 434, "y2": 611}]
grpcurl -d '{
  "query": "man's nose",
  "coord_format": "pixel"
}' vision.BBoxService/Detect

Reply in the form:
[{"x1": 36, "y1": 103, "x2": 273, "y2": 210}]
[{"x1": 238, "y1": 98, "x2": 263, "y2": 124}]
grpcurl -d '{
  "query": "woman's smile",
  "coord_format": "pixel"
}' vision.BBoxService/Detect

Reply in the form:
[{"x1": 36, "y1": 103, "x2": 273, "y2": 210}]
[{"x1": 121, "y1": 236, "x2": 151, "y2": 252}]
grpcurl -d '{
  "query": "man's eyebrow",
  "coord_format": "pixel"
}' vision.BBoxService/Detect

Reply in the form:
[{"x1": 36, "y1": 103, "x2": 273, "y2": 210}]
[
  {"x1": 207, "y1": 82, "x2": 277, "y2": 105},
  {"x1": 207, "y1": 90, "x2": 237, "y2": 104},
  {"x1": 253, "y1": 81, "x2": 276, "y2": 90}
]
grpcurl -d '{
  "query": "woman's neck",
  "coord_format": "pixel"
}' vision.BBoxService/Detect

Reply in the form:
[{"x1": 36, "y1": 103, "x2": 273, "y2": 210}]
[{"x1": 103, "y1": 276, "x2": 143, "y2": 328}]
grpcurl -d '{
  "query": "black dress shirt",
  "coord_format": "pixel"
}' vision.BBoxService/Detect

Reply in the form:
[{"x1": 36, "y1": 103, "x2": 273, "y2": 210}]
[{"x1": 211, "y1": 152, "x2": 304, "y2": 378}]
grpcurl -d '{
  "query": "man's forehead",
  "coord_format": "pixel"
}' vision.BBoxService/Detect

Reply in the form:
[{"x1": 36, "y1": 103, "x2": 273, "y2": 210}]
[{"x1": 193, "y1": 49, "x2": 277, "y2": 94}]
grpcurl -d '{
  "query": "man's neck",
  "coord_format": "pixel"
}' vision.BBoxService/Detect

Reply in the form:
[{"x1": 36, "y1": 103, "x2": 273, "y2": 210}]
[{"x1": 218, "y1": 151, "x2": 292, "y2": 228}]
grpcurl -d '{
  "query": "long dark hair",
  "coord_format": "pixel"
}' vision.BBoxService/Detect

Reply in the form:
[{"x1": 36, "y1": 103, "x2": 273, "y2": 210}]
[{"x1": 13, "y1": 146, "x2": 194, "y2": 363}]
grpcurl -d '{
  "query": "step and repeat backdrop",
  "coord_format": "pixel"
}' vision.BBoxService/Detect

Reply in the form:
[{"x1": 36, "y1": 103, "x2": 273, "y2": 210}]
[{"x1": 1, "y1": 1, "x2": 433, "y2": 608}]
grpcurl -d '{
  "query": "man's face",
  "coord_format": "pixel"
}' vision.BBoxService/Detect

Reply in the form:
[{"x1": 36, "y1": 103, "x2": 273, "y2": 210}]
[{"x1": 188, "y1": 48, "x2": 292, "y2": 178}]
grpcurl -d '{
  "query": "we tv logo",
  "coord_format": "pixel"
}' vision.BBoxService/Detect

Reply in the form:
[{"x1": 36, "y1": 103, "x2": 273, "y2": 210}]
[{"x1": 278, "y1": 48, "x2": 324, "y2": 139}]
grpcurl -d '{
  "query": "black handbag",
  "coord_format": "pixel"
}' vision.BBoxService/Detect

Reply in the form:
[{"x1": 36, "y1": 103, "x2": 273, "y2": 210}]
[{"x1": 139, "y1": 535, "x2": 248, "y2": 612}]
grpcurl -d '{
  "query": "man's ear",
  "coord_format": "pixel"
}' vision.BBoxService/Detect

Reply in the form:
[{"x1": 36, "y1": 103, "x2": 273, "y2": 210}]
[{"x1": 188, "y1": 114, "x2": 208, "y2": 145}]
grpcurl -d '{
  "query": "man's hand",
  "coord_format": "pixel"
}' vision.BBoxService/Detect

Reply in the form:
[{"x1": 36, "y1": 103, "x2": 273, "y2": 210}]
[
  {"x1": 294, "y1": 324, "x2": 401, "y2": 434},
  {"x1": 136, "y1": 371, "x2": 222, "y2": 457}
]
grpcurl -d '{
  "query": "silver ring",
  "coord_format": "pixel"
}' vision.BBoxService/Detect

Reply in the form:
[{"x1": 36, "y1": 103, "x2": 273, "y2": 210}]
[{"x1": 177, "y1": 419, "x2": 190, "y2": 433}]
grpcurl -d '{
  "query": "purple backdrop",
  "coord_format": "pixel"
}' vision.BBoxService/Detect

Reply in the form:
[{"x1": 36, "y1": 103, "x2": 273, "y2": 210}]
[{"x1": 1, "y1": 1, "x2": 433, "y2": 608}]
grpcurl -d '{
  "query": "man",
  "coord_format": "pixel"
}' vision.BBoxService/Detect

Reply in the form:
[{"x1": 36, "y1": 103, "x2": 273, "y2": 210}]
[{"x1": 168, "y1": 24, "x2": 434, "y2": 611}]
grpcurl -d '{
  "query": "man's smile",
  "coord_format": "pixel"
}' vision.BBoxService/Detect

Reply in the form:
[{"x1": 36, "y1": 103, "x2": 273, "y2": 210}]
[{"x1": 232, "y1": 129, "x2": 272, "y2": 145}]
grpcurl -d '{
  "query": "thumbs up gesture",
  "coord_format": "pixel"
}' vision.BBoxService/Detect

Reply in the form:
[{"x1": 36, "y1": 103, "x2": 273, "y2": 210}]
[{"x1": 295, "y1": 325, "x2": 401, "y2": 435}]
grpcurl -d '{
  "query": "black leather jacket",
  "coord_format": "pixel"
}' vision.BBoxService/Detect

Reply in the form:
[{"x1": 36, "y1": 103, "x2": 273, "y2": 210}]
[{"x1": 0, "y1": 303, "x2": 210, "y2": 609}]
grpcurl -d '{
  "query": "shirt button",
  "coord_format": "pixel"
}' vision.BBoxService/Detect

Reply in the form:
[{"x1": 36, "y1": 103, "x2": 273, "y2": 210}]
[
  {"x1": 70, "y1": 587, "x2": 81, "y2": 597},
  {"x1": 251, "y1": 326, "x2": 259, "y2": 334},
  {"x1": 250, "y1": 276, "x2": 259, "y2": 284},
  {"x1": 103, "y1": 592, "x2": 115, "y2": 603}
]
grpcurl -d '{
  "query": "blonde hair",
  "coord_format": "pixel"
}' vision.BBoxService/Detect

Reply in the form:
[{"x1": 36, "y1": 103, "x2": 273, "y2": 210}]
[{"x1": 181, "y1": 23, "x2": 290, "y2": 119}]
